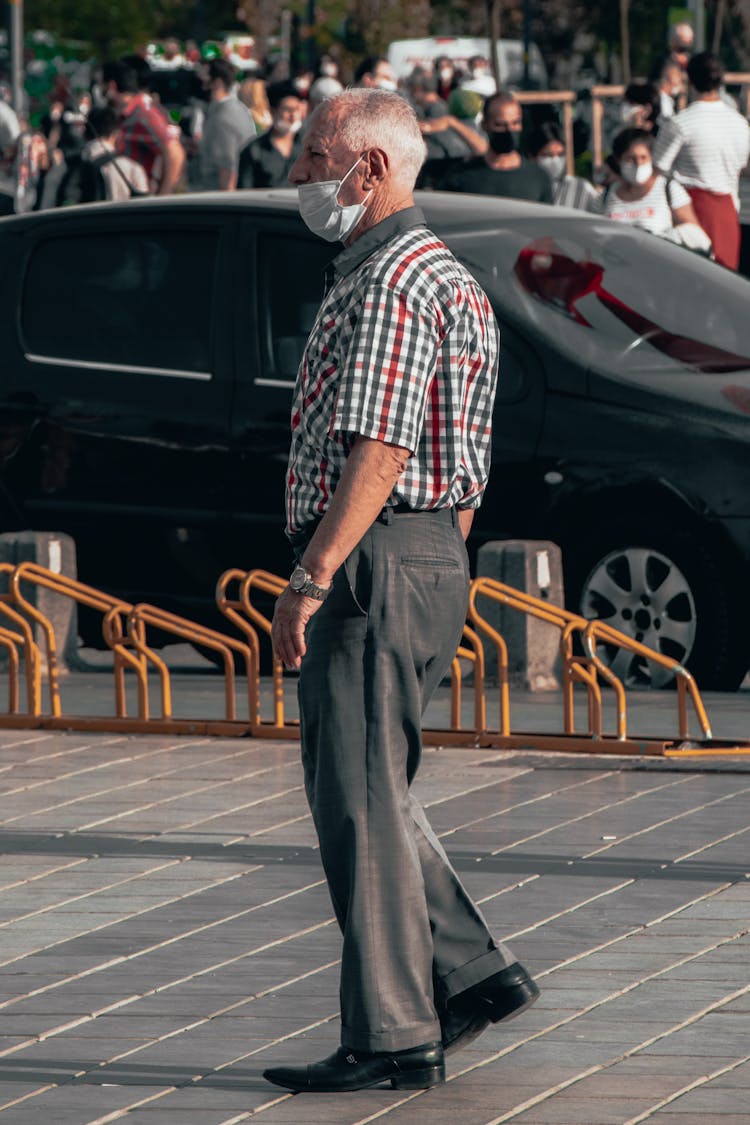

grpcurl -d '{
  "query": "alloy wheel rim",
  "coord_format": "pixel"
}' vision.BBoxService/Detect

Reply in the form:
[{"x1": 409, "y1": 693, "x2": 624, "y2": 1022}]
[{"x1": 580, "y1": 546, "x2": 697, "y2": 689}]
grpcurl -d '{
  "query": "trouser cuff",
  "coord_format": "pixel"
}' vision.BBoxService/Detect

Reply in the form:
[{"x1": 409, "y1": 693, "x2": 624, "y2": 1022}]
[
  {"x1": 437, "y1": 944, "x2": 515, "y2": 1004},
  {"x1": 341, "y1": 1017, "x2": 441, "y2": 1054}
]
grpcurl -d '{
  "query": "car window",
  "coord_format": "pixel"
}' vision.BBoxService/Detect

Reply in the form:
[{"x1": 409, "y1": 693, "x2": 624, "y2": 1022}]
[
  {"x1": 451, "y1": 223, "x2": 750, "y2": 378},
  {"x1": 21, "y1": 230, "x2": 218, "y2": 375},
  {"x1": 257, "y1": 231, "x2": 335, "y2": 385}
]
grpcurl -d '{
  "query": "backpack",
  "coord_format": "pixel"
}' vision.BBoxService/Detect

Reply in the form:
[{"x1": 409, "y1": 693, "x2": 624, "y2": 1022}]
[{"x1": 56, "y1": 150, "x2": 143, "y2": 207}]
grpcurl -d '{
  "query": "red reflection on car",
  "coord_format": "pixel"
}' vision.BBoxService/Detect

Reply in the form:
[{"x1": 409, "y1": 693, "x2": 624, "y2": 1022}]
[{"x1": 514, "y1": 237, "x2": 750, "y2": 374}]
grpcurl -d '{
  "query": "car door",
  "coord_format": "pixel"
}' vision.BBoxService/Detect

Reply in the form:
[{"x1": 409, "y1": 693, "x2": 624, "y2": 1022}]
[
  {"x1": 3, "y1": 208, "x2": 236, "y2": 604},
  {"x1": 227, "y1": 213, "x2": 335, "y2": 577}
]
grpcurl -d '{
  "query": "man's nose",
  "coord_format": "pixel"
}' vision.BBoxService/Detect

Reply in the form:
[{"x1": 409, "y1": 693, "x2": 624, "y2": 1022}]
[{"x1": 288, "y1": 157, "x2": 305, "y2": 185}]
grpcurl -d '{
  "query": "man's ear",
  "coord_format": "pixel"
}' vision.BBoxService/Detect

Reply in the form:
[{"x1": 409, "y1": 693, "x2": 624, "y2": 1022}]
[{"x1": 363, "y1": 147, "x2": 389, "y2": 186}]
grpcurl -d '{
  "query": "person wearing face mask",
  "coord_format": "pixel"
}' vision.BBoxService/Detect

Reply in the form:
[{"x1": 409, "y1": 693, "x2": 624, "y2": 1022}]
[
  {"x1": 236, "y1": 80, "x2": 303, "y2": 188},
  {"x1": 527, "y1": 122, "x2": 600, "y2": 212},
  {"x1": 654, "y1": 61, "x2": 685, "y2": 120},
  {"x1": 602, "y1": 127, "x2": 700, "y2": 236},
  {"x1": 433, "y1": 56, "x2": 458, "y2": 102},
  {"x1": 353, "y1": 55, "x2": 398, "y2": 92},
  {"x1": 409, "y1": 77, "x2": 487, "y2": 188},
  {"x1": 442, "y1": 91, "x2": 553, "y2": 202},
  {"x1": 196, "y1": 57, "x2": 256, "y2": 190},
  {"x1": 459, "y1": 55, "x2": 496, "y2": 98},
  {"x1": 317, "y1": 54, "x2": 340, "y2": 81},
  {"x1": 618, "y1": 81, "x2": 661, "y2": 134},
  {"x1": 265, "y1": 87, "x2": 538, "y2": 1094}
]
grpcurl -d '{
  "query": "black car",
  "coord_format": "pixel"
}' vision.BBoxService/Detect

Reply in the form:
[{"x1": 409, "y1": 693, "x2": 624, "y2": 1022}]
[{"x1": 1, "y1": 191, "x2": 749, "y2": 689}]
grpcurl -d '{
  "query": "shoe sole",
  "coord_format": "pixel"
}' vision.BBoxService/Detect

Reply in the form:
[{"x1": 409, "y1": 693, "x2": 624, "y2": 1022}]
[
  {"x1": 391, "y1": 1063, "x2": 446, "y2": 1090},
  {"x1": 264, "y1": 1064, "x2": 445, "y2": 1093},
  {"x1": 483, "y1": 980, "x2": 540, "y2": 1024},
  {"x1": 443, "y1": 1014, "x2": 491, "y2": 1055}
]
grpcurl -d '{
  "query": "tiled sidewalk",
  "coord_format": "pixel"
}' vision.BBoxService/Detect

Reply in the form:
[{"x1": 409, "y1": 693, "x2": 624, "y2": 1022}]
[{"x1": 0, "y1": 719, "x2": 749, "y2": 1124}]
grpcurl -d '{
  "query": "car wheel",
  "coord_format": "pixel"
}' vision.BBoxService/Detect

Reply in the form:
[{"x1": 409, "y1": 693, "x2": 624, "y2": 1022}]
[{"x1": 565, "y1": 521, "x2": 749, "y2": 691}]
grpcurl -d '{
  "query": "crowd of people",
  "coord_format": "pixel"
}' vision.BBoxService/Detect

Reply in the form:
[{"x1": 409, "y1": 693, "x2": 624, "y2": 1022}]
[{"x1": 1, "y1": 20, "x2": 749, "y2": 268}]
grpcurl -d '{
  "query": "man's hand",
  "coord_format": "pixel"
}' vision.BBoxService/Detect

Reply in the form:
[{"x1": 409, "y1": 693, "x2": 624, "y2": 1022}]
[{"x1": 271, "y1": 585, "x2": 324, "y2": 670}]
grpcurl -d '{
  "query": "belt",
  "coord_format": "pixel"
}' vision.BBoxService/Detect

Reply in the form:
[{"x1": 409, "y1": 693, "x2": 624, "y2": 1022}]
[
  {"x1": 290, "y1": 505, "x2": 456, "y2": 551},
  {"x1": 376, "y1": 505, "x2": 456, "y2": 525}
]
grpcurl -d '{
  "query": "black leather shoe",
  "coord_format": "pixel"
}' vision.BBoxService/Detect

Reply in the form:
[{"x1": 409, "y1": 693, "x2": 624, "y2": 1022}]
[
  {"x1": 440, "y1": 1005, "x2": 490, "y2": 1055},
  {"x1": 263, "y1": 1041, "x2": 445, "y2": 1093},
  {"x1": 448, "y1": 961, "x2": 539, "y2": 1027}
]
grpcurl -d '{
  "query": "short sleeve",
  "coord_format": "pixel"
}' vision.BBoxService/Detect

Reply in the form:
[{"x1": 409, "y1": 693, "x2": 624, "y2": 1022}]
[
  {"x1": 331, "y1": 282, "x2": 444, "y2": 452},
  {"x1": 667, "y1": 178, "x2": 691, "y2": 209},
  {"x1": 652, "y1": 118, "x2": 683, "y2": 174}
]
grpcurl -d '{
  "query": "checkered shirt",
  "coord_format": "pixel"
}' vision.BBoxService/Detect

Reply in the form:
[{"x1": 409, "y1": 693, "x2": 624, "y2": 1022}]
[
  {"x1": 115, "y1": 94, "x2": 173, "y2": 193},
  {"x1": 285, "y1": 216, "x2": 500, "y2": 537}
]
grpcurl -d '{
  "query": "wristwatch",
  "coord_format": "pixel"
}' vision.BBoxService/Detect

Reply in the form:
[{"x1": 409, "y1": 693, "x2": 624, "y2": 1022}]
[{"x1": 289, "y1": 564, "x2": 331, "y2": 601}]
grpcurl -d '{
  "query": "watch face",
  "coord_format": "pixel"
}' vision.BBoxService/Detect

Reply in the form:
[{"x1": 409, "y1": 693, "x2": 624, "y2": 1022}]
[{"x1": 290, "y1": 565, "x2": 307, "y2": 591}]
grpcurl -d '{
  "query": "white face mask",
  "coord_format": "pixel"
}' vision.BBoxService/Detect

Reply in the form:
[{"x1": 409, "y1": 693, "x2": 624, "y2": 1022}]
[
  {"x1": 620, "y1": 159, "x2": 652, "y2": 185},
  {"x1": 619, "y1": 102, "x2": 640, "y2": 123},
  {"x1": 297, "y1": 155, "x2": 368, "y2": 242},
  {"x1": 274, "y1": 118, "x2": 302, "y2": 136},
  {"x1": 375, "y1": 78, "x2": 397, "y2": 92},
  {"x1": 538, "y1": 154, "x2": 566, "y2": 182}
]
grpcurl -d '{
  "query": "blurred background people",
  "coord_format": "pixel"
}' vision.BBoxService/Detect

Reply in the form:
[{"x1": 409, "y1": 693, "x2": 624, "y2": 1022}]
[
  {"x1": 653, "y1": 60, "x2": 685, "y2": 120},
  {"x1": 459, "y1": 55, "x2": 496, "y2": 97},
  {"x1": 668, "y1": 21, "x2": 695, "y2": 72},
  {"x1": 237, "y1": 80, "x2": 302, "y2": 189},
  {"x1": 238, "y1": 76, "x2": 272, "y2": 133},
  {"x1": 102, "y1": 59, "x2": 184, "y2": 194},
  {"x1": 442, "y1": 91, "x2": 553, "y2": 203},
  {"x1": 55, "y1": 104, "x2": 149, "y2": 205},
  {"x1": 197, "y1": 57, "x2": 255, "y2": 190},
  {"x1": 527, "y1": 121, "x2": 600, "y2": 211},
  {"x1": 653, "y1": 52, "x2": 750, "y2": 268},
  {"x1": 602, "y1": 127, "x2": 700, "y2": 236},
  {"x1": 353, "y1": 56, "x2": 397, "y2": 91},
  {"x1": 0, "y1": 94, "x2": 21, "y2": 216},
  {"x1": 308, "y1": 75, "x2": 344, "y2": 113},
  {"x1": 619, "y1": 81, "x2": 662, "y2": 133},
  {"x1": 433, "y1": 56, "x2": 459, "y2": 102}
]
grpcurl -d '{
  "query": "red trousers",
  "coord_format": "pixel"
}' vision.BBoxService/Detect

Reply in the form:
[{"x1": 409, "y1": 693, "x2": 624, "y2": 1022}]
[{"x1": 687, "y1": 186, "x2": 741, "y2": 270}]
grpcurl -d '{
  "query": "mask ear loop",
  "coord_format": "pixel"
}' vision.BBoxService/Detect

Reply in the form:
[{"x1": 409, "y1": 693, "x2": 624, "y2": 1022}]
[{"x1": 337, "y1": 153, "x2": 369, "y2": 204}]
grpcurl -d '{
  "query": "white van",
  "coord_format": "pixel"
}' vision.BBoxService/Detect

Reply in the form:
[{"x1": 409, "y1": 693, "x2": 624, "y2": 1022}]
[{"x1": 387, "y1": 36, "x2": 548, "y2": 89}]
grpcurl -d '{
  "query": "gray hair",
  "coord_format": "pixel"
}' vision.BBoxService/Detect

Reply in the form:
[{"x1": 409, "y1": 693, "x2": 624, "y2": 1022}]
[{"x1": 323, "y1": 88, "x2": 427, "y2": 189}]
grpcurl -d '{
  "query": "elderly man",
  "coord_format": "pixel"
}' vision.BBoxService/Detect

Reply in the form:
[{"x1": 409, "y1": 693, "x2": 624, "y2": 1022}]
[{"x1": 265, "y1": 88, "x2": 538, "y2": 1095}]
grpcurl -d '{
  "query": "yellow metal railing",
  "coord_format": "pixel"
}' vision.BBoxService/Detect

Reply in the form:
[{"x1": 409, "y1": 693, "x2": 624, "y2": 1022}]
[
  {"x1": 0, "y1": 561, "x2": 748, "y2": 756},
  {"x1": 0, "y1": 562, "x2": 255, "y2": 734},
  {"x1": 468, "y1": 577, "x2": 713, "y2": 746}
]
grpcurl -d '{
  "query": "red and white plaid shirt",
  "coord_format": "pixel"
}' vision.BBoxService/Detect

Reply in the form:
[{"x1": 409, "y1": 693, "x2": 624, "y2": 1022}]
[
  {"x1": 116, "y1": 93, "x2": 174, "y2": 193},
  {"x1": 285, "y1": 208, "x2": 500, "y2": 537}
]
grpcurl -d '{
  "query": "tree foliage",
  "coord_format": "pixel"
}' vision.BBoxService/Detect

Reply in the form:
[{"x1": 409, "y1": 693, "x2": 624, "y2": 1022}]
[{"x1": 25, "y1": 0, "x2": 159, "y2": 57}]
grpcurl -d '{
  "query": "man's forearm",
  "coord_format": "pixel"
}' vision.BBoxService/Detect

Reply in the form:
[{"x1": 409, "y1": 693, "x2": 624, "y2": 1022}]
[
  {"x1": 159, "y1": 140, "x2": 186, "y2": 193},
  {"x1": 300, "y1": 435, "x2": 410, "y2": 585},
  {"x1": 457, "y1": 508, "x2": 474, "y2": 541}
]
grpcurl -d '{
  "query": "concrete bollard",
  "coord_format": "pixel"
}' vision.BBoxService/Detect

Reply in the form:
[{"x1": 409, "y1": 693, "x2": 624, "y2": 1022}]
[
  {"x1": 0, "y1": 531, "x2": 79, "y2": 675},
  {"x1": 476, "y1": 540, "x2": 565, "y2": 691}
]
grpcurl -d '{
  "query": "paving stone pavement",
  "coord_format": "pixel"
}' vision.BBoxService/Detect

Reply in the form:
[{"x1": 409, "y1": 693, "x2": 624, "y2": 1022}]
[{"x1": 0, "y1": 677, "x2": 749, "y2": 1124}]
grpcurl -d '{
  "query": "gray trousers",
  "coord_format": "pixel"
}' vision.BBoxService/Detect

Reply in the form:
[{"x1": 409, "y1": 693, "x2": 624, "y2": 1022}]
[{"x1": 297, "y1": 508, "x2": 513, "y2": 1052}]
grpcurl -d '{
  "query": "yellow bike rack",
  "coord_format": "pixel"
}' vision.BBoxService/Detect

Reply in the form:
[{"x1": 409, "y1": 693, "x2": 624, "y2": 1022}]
[{"x1": 1, "y1": 562, "x2": 749, "y2": 757}]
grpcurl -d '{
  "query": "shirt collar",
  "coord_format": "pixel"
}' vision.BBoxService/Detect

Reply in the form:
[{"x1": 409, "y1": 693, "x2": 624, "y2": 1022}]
[{"x1": 332, "y1": 206, "x2": 426, "y2": 279}]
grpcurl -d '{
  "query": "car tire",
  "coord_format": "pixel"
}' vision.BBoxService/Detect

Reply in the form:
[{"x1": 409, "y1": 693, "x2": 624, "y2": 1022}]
[{"x1": 564, "y1": 519, "x2": 749, "y2": 691}]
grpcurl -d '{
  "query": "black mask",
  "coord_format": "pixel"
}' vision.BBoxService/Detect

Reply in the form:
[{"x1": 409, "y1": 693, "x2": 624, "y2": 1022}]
[{"x1": 489, "y1": 129, "x2": 521, "y2": 155}]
